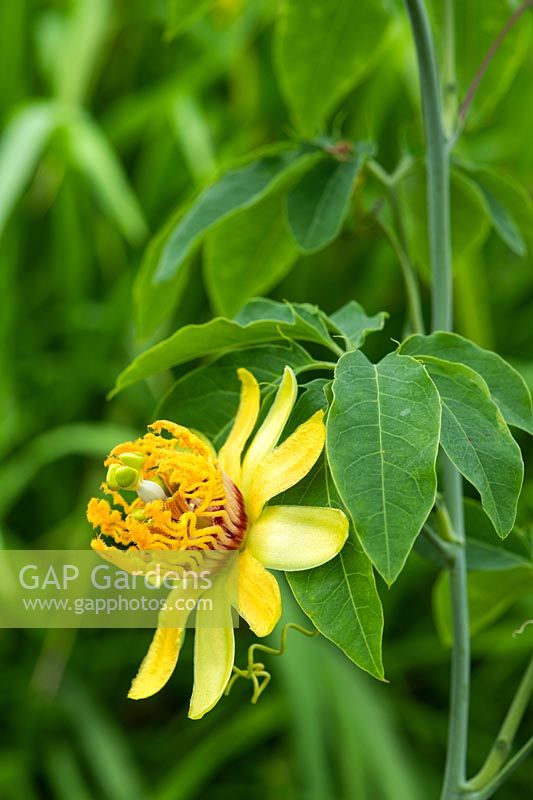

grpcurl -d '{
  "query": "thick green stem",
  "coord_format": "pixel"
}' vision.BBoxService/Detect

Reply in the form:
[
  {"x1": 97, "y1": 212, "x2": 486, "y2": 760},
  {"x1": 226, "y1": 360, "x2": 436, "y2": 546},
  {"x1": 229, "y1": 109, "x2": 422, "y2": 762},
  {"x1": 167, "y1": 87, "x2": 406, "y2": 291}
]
[
  {"x1": 467, "y1": 656, "x2": 533, "y2": 792},
  {"x1": 404, "y1": 2, "x2": 469, "y2": 797},
  {"x1": 441, "y1": 458, "x2": 469, "y2": 798},
  {"x1": 404, "y1": 0, "x2": 452, "y2": 332},
  {"x1": 442, "y1": 0, "x2": 457, "y2": 134}
]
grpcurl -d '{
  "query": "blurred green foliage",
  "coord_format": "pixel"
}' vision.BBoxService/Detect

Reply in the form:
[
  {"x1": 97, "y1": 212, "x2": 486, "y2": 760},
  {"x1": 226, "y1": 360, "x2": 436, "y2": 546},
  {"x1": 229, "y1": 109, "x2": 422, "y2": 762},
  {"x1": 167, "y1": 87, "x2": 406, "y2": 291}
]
[{"x1": 0, "y1": 0, "x2": 531, "y2": 797}]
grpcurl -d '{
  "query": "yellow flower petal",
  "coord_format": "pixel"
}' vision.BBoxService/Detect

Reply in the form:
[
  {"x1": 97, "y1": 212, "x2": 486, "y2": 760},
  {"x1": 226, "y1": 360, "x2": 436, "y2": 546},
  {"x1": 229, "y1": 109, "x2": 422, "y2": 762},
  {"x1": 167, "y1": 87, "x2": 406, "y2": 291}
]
[
  {"x1": 128, "y1": 586, "x2": 197, "y2": 700},
  {"x1": 247, "y1": 410, "x2": 325, "y2": 521},
  {"x1": 128, "y1": 626, "x2": 184, "y2": 700},
  {"x1": 189, "y1": 586, "x2": 235, "y2": 720},
  {"x1": 237, "y1": 548, "x2": 281, "y2": 637},
  {"x1": 247, "y1": 505, "x2": 349, "y2": 571},
  {"x1": 240, "y1": 366, "x2": 297, "y2": 497},
  {"x1": 218, "y1": 368, "x2": 260, "y2": 484}
]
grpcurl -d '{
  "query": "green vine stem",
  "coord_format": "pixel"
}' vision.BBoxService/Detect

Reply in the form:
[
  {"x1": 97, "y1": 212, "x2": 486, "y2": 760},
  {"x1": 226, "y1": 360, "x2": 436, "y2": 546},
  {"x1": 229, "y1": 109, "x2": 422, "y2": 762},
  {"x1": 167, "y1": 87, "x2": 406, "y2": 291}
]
[
  {"x1": 403, "y1": 1, "x2": 470, "y2": 798},
  {"x1": 467, "y1": 655, "x2": 533, "y2": 792}
]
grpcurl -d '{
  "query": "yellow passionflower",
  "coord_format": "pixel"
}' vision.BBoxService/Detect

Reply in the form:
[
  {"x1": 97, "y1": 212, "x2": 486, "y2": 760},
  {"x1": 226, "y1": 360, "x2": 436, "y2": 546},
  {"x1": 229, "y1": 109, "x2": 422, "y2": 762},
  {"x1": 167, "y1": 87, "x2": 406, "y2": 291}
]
[{"x1": 87, "y1": 367, "x2": 348, "y2": 718}]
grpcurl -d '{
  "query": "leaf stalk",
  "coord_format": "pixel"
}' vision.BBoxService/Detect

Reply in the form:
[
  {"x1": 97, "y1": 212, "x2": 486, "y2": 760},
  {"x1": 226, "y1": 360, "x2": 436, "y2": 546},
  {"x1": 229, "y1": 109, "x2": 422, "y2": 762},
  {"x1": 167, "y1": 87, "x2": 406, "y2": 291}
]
[{"x1": 466, "y1": 655, "x2": 533, "y2": 792}]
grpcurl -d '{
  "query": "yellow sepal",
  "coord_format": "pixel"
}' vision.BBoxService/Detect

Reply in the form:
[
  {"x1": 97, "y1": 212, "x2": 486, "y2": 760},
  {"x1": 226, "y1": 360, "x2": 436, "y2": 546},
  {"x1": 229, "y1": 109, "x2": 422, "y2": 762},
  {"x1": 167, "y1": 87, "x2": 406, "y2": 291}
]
[
  {"x1": 128, "y1": 626, "x2": 184, "y2": 700},
  {"x1": 128, "y1": 586, "x2": 199, "y2": 699},
  {"x1": 188, "y1": 584, "x2": 235, "y2": 720},
  {"x1": 240, "y1": 366, "x2": 297, "y2": 498},
  {"x1": 218, "y1": 368, "x2": 260, "y2": 484},
  {"x1": 236, "y1": 548, "x2": 281, "y2": 637},
  {"x1": 247, "y1": 505, "x2": 349, "y2": 571},
  {"x1": 247, "y1": 410, "x2": 325, "y2": 521}
]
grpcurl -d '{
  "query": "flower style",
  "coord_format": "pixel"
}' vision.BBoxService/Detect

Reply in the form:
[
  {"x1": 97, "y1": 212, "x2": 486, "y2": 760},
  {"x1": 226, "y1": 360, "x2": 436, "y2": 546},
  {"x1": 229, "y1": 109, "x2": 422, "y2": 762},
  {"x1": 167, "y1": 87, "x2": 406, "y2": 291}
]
[{"x1": 87, "y1": 367, "x2": 348, "y2": 718}]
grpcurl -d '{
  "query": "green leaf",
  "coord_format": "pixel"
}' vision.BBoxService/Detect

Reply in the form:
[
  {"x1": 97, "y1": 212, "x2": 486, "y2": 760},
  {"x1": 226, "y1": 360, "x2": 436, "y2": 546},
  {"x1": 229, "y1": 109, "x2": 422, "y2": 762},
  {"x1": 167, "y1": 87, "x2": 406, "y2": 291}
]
[
  {"x1": 433, "y1": 566, "x2": 532, "y2": 643},
  {"x1": 0, "y1": 102, "x2": 57, "y2": 237},
  {"x1": 167, "y1": 0, "x2": 213, "y2": 39},
  {"x1": 432, "y1": 505, "x2": 533, "y2": 642},
  {"x1": 397, "y1": 168, "x2": 490, "y2": 277},
  {"x1": 400, "y1": 332, "x2": 533, "y2": 435},
  {"x1": 171, "y1": 94, "x2": 216, "y2": 183},
  {"x1": 56, "y1": 0, "x2": 111, "y2": 104},
  {"x1": 133, "y1": 205, "x2": 193, "y2": 338},
  {"x1": 417, "y1": 499, "x2": 532, "y2": 572},
  {"x1": 111, "y1": 300, "x2": 341, "y2": 396},
  {"x1": 233, "y1": 298, "x2": 327, "y2": 335},
  {"x1": 449, "y1": 0, "x2": 531, "y2": 123},
  {"x1": 153, "y1": 146, "x2": 319, "y2": 283},
  {"x1": 329, "y1": 300, "x2": 388, "y2": 349},
  {"x1": 204, "y1": 190, "x2": 298, "y2": 317},
  {"x1": 233, "y1": 297, "x2": 355, "y2": 353},
  {"x1": 287, "y1": 151, "x2": 368, "y2": 252},
  {"x1": 68, "y1": 112, "x2": 147, "y2": 244},
  {"x1": 327, "y1": 350, "x2": 441, "y2": 584},
  {"x1": 274, "y1": 0, "x2": 392, "y2": 134},
  {"x1": 156, "y1": 342, "x2": 316, "y2": 449},
  {"x1": 416, "y1": 357, "x2": 523, "y2": 537},
  {"x1": 463, "y1": 499, "x2": 533, "y2": 568},
  {"x1": 232, "y1": 299, "x2": 341, "y2": 353},
  {"x1": 288, "y1": 532, "x2": 385, "y2": 680},
  {"x1": 282, "y1": 388, "x2": 384, "y2": 679},
  {"x1": 418, "y1": 526, "x2": 530, "y2": 574},
  {"x1": 474, "y1": 180, "x2": 527, "y2": 257},
  {"x1": 466, "y1": 539, "x2": 531, "y2": 572},
  {"x1": 466, "y1": 167, "x2": 532, "y2": 255}
]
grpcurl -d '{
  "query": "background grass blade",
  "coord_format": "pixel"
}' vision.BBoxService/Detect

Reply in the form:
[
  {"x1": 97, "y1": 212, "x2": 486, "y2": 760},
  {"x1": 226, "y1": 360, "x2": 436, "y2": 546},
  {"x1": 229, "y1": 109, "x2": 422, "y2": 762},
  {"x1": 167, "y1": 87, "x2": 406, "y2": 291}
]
[{"x1": 0, "y1": 102, "x2": 57, "y2": 237}]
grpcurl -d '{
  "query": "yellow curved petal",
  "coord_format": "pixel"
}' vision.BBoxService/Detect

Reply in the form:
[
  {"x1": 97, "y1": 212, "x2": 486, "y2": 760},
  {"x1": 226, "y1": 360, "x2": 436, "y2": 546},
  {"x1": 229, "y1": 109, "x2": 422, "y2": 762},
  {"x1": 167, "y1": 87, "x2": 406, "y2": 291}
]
[
  {"x1": 188, "y1": 587, "x2": 235, "y2": 720},
  {"x1": 240, "y1": 366, "x2": 297, "y2": 498},
  {"x1": 128, "y1": 626, "x2": 184, "y2": 699},
  {"x1": 218, "y1": 368, "x2": 260, "y2": 484},
  {"x1": 237, "y1": 548, "x2": 281, "y2": 637},
  {"x1": 247, "y1": 505, "x2": 349, "y2": 571},
  {"x1": 247, "y1": 410, "x2": 325, "y2": 521},
  {"x1": 128, "y1": 586, "x2": 198, "y2": 700}
]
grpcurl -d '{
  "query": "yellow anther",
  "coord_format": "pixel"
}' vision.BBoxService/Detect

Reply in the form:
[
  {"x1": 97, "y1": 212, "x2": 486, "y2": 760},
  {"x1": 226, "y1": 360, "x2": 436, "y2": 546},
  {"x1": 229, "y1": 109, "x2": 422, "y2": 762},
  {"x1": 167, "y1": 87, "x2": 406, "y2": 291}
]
[
  {"x1": 189, "y1": 430, "x2": 217, "y2": 457},
  {"x1": 106, "y1": 464, "x2": 139, "y2": 491},
  {"x1": 119, "y1": 452, "x2": 146, "y2": 470}
]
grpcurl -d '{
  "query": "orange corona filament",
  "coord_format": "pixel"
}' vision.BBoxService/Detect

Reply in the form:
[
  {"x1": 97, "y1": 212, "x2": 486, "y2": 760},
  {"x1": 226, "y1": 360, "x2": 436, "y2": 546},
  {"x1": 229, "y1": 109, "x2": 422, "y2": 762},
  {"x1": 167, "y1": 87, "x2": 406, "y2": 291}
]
[{"x1": 87, "y1": 421, "x2": 247, "y2": 555}]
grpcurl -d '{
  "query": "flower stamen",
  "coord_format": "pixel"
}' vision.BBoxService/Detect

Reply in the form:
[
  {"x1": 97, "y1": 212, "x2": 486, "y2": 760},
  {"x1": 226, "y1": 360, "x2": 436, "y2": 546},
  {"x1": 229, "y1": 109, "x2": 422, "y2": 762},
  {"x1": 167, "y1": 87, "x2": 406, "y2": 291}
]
[{"x1": 88, "y1": 421, "x2": 248, "y2": 556}]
